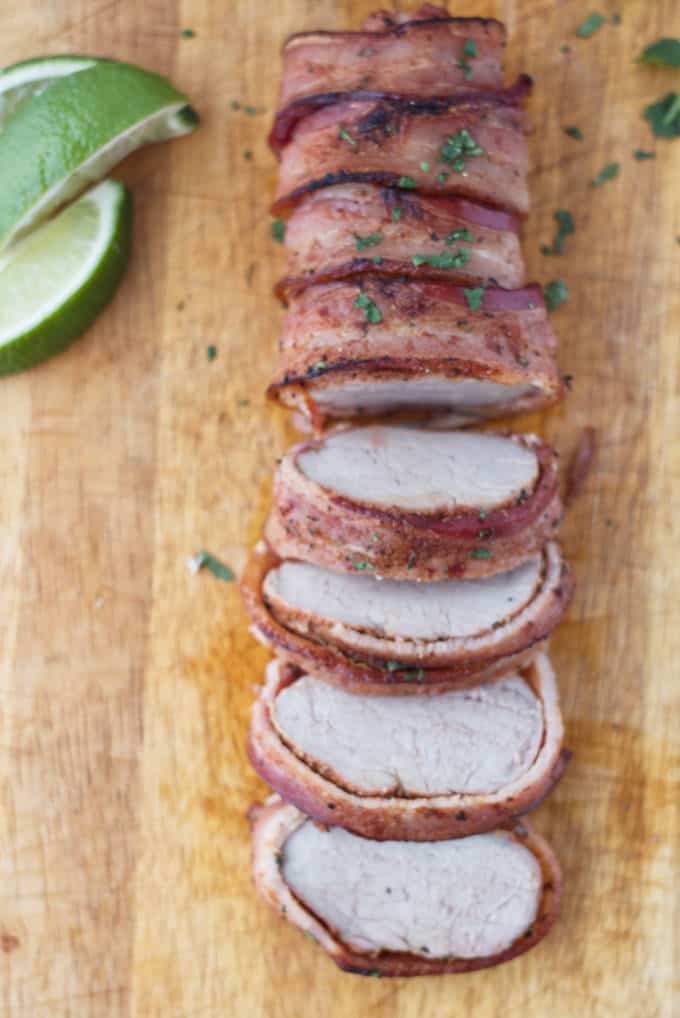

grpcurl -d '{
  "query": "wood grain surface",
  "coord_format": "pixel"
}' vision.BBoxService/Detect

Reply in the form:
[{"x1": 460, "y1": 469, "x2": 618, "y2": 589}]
[{"x1": 1, "y1": 2, "x2": 678, "y2": 1016}]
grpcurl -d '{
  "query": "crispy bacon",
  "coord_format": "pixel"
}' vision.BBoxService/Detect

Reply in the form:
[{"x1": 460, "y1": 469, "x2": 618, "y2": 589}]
[
  {"x1": 276, "y1": 184, "x2": 524, "y2": 300},
  {"x1": 267, "y1": 277, "x2": 563, "y2": 422},
  {"x1": 278, "y1": 7, "x2": 506, "y2": 111},
  {"x1": 271, "y1": 84, "x2": 532, "y2": 215}
]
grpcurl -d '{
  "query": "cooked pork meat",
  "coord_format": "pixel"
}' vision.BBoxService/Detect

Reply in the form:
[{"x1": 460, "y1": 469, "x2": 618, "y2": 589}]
[
  {"x1": 241, "y1": 540, "x2": 572, "y2": 689},
  {"x1": 249, "y1": 654, "x2": 567, "y2": 840},
  {"x1": 277, "y1": 7, "x2": 506, "y2": 112},
  {"x1": 268, "y1": 277, "x2": 563, "y2": 422},
  {"x1": 265, "y1": 428, "x2": 562, "y2": 580},
  {"x1": 276, "y1": 184, "x2": 524, "y2": 300},
  {"x1": 271, "y1": 85, "x2": 531, "y2": 216},
  {"x1": 250, "y1": 797, "x2": 561, "y2": 975}
]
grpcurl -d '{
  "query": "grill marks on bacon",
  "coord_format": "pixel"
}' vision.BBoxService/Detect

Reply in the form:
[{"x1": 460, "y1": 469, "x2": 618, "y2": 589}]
[
  {"x1": 278, "y1": 7, "x2": 506, "y2": 111},
  {"x1": 268, "y1": 278, "x2": 563, "y2": 421}
]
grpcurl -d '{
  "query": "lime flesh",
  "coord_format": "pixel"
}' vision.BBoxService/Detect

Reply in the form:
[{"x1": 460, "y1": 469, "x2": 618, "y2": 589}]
[
  {"x1": 0, "y1": 178, "x2": 132, "y2": 375},
  {"x1": 0, "y1": 55, "x2": 99, "y2": 126}
]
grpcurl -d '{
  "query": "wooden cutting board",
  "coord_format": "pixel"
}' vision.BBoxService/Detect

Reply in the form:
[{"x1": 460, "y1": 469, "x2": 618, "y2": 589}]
[{"x1": 1, "y1": 1, "x2": 678, "y2": 1016}]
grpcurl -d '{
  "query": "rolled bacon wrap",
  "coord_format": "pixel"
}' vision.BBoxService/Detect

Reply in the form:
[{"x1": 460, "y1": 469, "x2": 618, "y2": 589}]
[
  {"x1": 278, "y1": 6, "x2": 506, "y2": 111},
  {"x1": 250, "y1": 796, "x2": 562, "y2": 976},
  {"x1": 265, "y1": 427, "x2": 562, "y2": 580},
  {"x1": 268, "y1": 277, "x2": 563, "y2": 423},
  {"x1": 271, "y1": 85, "x2": 531, "y2": 216},
  {"x1": 276, "y1": 184, "x2": 524, "y2": 300},
  {"x1": 249, "y1": 655, "x2": 568, "y2": 842},
  {"x1": 241, "y1": 540, "x2": 573, "y2": 692}
]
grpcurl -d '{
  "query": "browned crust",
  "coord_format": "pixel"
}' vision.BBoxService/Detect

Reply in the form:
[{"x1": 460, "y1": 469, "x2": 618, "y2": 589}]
[
  {"x1": 250, "y1": 797, "x2": 562, "y2": 976},
  {"x1": 265, "y1": 430, "x2": 563, "y2": 580},
  {"x1": 248, "y1": 656, "x2": 569, "y2": 841},
  {"x1": 240, "y1": 541, "x2": 574, "y2": 689}
]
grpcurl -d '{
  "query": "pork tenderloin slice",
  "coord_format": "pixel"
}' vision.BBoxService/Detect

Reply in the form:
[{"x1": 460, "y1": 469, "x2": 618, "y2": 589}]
[
  {"x1": 250, "y1": 797, "x2": 561, "y2": 975},
  {"x1": 241, "y1": 541, "x2": 573, "y2": 684},
  {"x1": 264, "y1": 557, "x2": 542, "y2": 642},
  {"x1": 277, "y1": 184, "x2": 524, "y2": 300},
  {"x1": 268, "y1": 277, "x2": 563, "y2": 423},
  {"x1": 249, "y1": 654, "x2": 567, "y2": 840}
]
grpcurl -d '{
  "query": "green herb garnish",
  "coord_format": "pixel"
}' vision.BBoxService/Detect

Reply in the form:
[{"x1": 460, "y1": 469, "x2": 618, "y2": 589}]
[
  {"x1": 191, "y1": 551, "x2": 235, "y2": 582},
  {"x1": 352, "y1": 561, "x2": 373, "y2": 570},
  {"x1": 576, "y1": 13, "x2": 606, "y2": 38},
  {"x1": 244, "y1": 104, "x2": 263, "y2": 116},
  {"x1": 564, "y1": 126, "x2": 583, "y2": 140},
  {"x1": 391, "y1": 207, "x2": 402, "y2": 222},
  {"x1": 354, "y1": 292, "x2": 383, "y2": 323},
  {"x1": 479, "y1": 510, "x2": 487, "y2": 520},
  {"x1": 544, "y1": 279, "x2": 569, "y2": 310},
  {"x1": 463, "y1": 285, "x2": 486, "y2": 310},
  {"x1": 470, "y1": 548, "x2": 492, "y2": 560},
  {"x1": 435, "y1": 171, "x2": 449, "y2": 184},
  {"x1": 446, "y1": 227, "x2": 473, "y2": 244},
  {"x1": 542, "y1": 209, "x2": 574, "y2": 255},
  {"x1": 644, "y1": 93, "x2": 680, "y2": 138},
  {"x1": 591, "y1": 162, "x2": 620, "y2": 186},
  {"x1": 457, "y1": 38, "x2": 477, "y2": 79},
  {"x1": 397, "y1": 175, "x2": 417, "y2": 188},
  {"x1": 372, "y1": 255, "x2": 383, "y2": 264},
  {"x1": 419, "y1": 161, "x2": 431, "y2": 172},
  {"x1": 354, "y1": 232, "x2": 384, "y2": 250},
  {"x1": 230, "y1": 99, "x2": 240, "y2": 110},
  {"x1": 633, "y1": 149, "x2": 656, "y2": 160},
  {"x1": 411, "y1": 249, "x2": 471, "y2": 270},
  {"x1": 338, "y1": 125, "x2": 357, "y2": 146},
  {"x1": 206, "y1": 345, "x2": 218, "y2": 361},
  {"x1": 439, "y1": 129, "x2": 484, "y2": 171},
  {"x1": 271, "y1": 219, "x2": 286, "y2": 243},
  {"x1": 463, "y1": 38, "x2": 478, "y2": 58},
  {"x1": 637, "y1": 38, "x2": 680, "y2": 67},
  {"x1": 181, "y1": 28, "x2": 195, "y2": 38},
  {"x1": 243, "y1": 149, "x2": 253, "y2": 160}
]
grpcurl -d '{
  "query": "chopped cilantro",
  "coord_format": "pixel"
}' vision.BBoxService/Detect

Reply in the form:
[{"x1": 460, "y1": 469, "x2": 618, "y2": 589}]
[
  {"x1": 544, "y1": 279, "x2": 569, "y2": 310},
  {"x1": 457, "y1": 38, "x2": 478, "y2": 79},
  {"x1": 243, "y1": 149, "x2": 253, "y2": 160},
  {"x1": 644, "y1": 93, "x2": 680, "y2": 138},
  {"x1": 543, "y1": 209, "x2": 574, "y2": 255},
  {"x1": 397, "y1": 175, "x2": 417, "y2": 188},
  {"x1": 564, "y1": 126, "x2": 583, "y2": 140},
  {"x1": 372, "y1": 255, "x2": 383, "y2": 264},
  {"x1": 191, "y1": 551, "x2": 235, "y2": 582},
  {"x1": 419, "y1": 161, "x2": 431, "y2": 172},
  {"x1": 354, "y1": 292, "x2": 383, "y2": 323},
  {"x1": 366, "y1": 970, "x2": 383, "y2": 978},
  {"x1": 463, "y1": 38, "x2": 478, "y2": 58},
  {"x1": 463, "y1": 285, "x2": 486, "y2": 310},
  {"x1": 479, "y1": 510, "x2": 487, "y2": 520},
  {"x1": 180, "y1": 28, "x2": 195, "y2": 38},
  {"x1": 271, "y1": 219, "x2": 286, "y2": 243},
  {"x1": 338, "y1": 125, "x2": 357, "y2": 146},
  {"x1": 470, "y1": 548, "x2": 492, "y2": 560},
  {"x1": 435, "y1": 171, "x2": 449, "y2": 184},
  {"x1": 446, "y1": 227, "x2": 473, "y2": 244},
  {"x1": 391, "y1": 206, "x2": 402, "y2": 222},
  {"x1": 576, "y1": 13, "x2": 606, "y2": 38},
  {"x1": 637, "y1": 38, "x2": 680, "y2": 67},
  {"x1": 352, "y1": 561, "x2": 373, "y2": 570},
  {"x1": 411, "y1": 249, "x2": 471, "y2": 270},
  {"x1": 354, "y1": 232, "x2": 384, "y2": 250},
  {"x1": 633, "y1": 149, "x2": 656, "y2": 160},
  {"x1": 439, "y1": 129, "x2": 484, "y2": 171},
  {"x1": 591, "y1": 162, "x2": 620, "y2": 186},
  {"x1": 206, "y1": 345, "x2": 218, "y2": 361},
  {"x1": 244, "y1": 104, "x2": 263, "y2": 115}
]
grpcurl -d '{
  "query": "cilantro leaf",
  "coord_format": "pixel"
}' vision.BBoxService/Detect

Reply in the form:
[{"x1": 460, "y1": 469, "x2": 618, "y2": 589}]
[
  {"x1": 338, "y1": 125, "x2": 357, "y2": 146},
  {"x1": 397, "y1": 176, "x2": 417, "y2": 188},
  {"x1": 633, "y1": 149, "x2": 655, "y2": 160},
  {"x1": 564, "y1": 126, "x2": 583, "y2": 140},
  {"x1": 591, "y1": 162, "x2": 620, "y2": 186},
  {"x1": 271, "y1": 219, "x2": 286, "y2": 243},
  {"x1": 463, "y1": 285, "x2": 486, "y2": 311},
  {"x1": 191, "y1": 551, "x2": 235, "y2": 582},
  {"x1": 644, "y1": 93, "x2": 680, "y2": 138},
  {"x1": 354, "y1": 232, "x2": 384, "y2": 250},
  {"x1": 542, "y1": 209, "x2": 575, "y2": 255},
  {"x1": 446, "y1": 227, "x2": 473, "y2": 244},
  {"x1": 411, "y1": 248, "x2": 471, "y2": 270},
  {"x1": 576, "y1": 13, "x2": 606, "y2": 38},
  {"x1": 391, "y1": 207, "x2": 402, "y2": 222},
  {"x1": 544, "y1": 279, "x2": 569, "y2": 310},
  {"x1": 354, "y1": 292, "x2": 383, "y2": 324},
  {"x1": 439, "y1": 129, "x2": 484, "y2": 172},
  {"x1": 206, "y1": 345, "x2": 218, "y2": 361},
  {"x1": 463, "y1": 38, "x2": 478, "y2": 58},
  {"x1": 637, "y1": 38, "x2": 680, "y2": 67}
]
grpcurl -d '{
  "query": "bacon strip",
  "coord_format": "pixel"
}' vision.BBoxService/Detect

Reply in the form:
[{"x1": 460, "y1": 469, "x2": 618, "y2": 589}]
[
  {"x1": 250, "y1": 796, "x2": 562, "y2": 976},
  {"x1": 278, "y1": 8, "x2": 506, "y2": 111},
  {"x1": 268, "y1": 277, "x2": 563, "y2": 423},
  {"x1": 271, "y1": 84, "x2": 532, "y2": 215},
  {"x1": 276, "y1": 184, "x2": 524, "y2": 301}
]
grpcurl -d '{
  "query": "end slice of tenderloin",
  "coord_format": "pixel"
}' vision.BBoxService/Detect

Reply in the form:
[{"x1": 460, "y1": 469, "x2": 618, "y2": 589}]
[
  {"x1": 265, "y1": 427, "x2": 562, "y2": 580},
  {"x1": 271, "y1": 85, "x2": 532, "y2": 216},
  {"x1": 276, "y1": 184, "x2": 524, "y2": 301},
  {"x1": 250, "y1": 797, "x2": 561, "y2": 975},
  {"x1": 277, "y1": 7, "x2": 506, "y2": 112},
  {"x1": 241, "y1": 540, "x2": 573, "y2": 691},
  {"x1": 249, "y1": 654, "x2": 568, "y2": 841},
  {"x1": 268, "y1": 278, "x2": 563, "y2": 423}
]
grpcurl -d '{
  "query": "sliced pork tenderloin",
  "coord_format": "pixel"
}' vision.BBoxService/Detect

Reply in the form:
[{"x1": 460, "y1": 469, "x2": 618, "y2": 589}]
[
  {"x1": 241, "y1": 540, "x2": 573, "y2": 690},
  {"x1": 276, "y1": 185, "x2": 524, "y2": 301},
  {"x1": 268, "y1": 277, "x2": 563, "y2": 422},
  {"x1": 250, "y1": 797, "x2": 561, "y2": 975},
  {"x1": 276, "y1": 7, "x2": 506, "y2": 114},
  {"x1": 265, "y1": 427, "x2": 562, "y2": 580},
  {"x1": 271, "y1": 84, "x2": 531, "y2": 216},
  {"x1": 249, "y1": 654, "x2": 567, "y2": 841}
]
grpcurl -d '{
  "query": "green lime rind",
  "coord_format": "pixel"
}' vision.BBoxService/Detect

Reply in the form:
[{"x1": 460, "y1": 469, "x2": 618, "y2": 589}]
[
  {"x1": 0, "y1": 60, "x2": 198, "y2": 249},
  {"x1": 0, "y1": 179, "x2": 132, "y2": 376},
  {"x1": 0, "y1": 55, "x2": 101, "y2": 125}
]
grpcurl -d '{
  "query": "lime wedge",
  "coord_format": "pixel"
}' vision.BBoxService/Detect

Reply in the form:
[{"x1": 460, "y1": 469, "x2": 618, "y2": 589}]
[
  {"x1": 0, "y1": 178, "x2": 132, "y2": 376},
  {"x1": 0, "y1": 55, "x2": 100, "y2": 126},
  {"x1": 0, "y1": 60, "x2": 197, "y2": 249}
]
